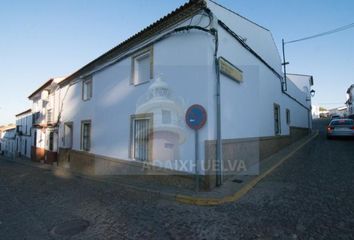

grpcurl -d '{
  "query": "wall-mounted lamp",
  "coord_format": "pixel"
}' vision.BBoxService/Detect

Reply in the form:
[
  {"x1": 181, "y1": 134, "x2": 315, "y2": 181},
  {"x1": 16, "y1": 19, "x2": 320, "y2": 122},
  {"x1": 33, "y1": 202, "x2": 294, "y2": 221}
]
[{"x1": 310, "y1": 89, "x2": 316, "y2": 97}]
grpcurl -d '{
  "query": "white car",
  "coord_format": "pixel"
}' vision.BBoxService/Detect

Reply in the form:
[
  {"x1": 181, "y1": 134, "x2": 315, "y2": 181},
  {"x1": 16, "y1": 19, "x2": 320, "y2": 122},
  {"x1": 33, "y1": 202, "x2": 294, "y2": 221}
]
[{"x1": 327, "y1": 119, "x2": 354, "y2": 139}]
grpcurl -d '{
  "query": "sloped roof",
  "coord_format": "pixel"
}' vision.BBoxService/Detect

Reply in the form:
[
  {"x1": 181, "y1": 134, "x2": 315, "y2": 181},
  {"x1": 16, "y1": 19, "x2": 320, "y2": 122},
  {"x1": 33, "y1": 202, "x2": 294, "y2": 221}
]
[
  {"x1": 15, "y1": 109, "x2": 32, "y2": 117},
  {"x1": 59, "y1": 0, "x2": 206, "y2": 86},
  {"x1": 28, "y1": 79, "x2": 53, "y2": 99}
]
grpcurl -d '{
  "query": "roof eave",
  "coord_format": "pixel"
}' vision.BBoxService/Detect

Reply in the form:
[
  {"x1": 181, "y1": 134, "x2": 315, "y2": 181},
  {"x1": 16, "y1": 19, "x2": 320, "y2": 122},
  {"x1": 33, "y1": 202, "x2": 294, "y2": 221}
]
[
  {"x1": 59, "y1": 0, "x2": 206, "y2": 87},
  {"x1": 15, "y1": 109, "x2": 32, "y2": 117},
  {"x1": 28, "y1": 79, "x2": 53, "y2": 99}
]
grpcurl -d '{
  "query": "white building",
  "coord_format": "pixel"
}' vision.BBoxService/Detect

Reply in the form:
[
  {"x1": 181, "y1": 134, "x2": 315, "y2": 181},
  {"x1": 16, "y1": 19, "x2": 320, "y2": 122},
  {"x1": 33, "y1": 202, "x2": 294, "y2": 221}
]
[
  {"x1": 28, "y1": 77, "x2": 64, "y2": 163},
  {"x1": 0, "y1": 126, "x2": 16, "y2": 157},
  {"x1": 346, "y1": 84, "x2": 354, "y2": 117},
  {"x1": 312, "y1": 105, "x2": 329, "y2": 119},
  {"x1": 15, "y1": 109, "x2": 32, "y2": 159},
  {"x1": 50, "y1": 0, "x2": 314, "y2": 189},
  {"x1": 329, "y1": 106, "x2": 348, "y2": 118}
]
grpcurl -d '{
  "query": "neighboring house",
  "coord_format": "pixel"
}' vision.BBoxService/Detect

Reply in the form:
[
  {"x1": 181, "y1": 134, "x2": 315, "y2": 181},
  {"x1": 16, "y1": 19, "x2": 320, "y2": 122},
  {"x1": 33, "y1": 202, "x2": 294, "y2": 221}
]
[
  {"x1": 345, "y1": 84, "x2": 354, "y2": 117},
  {"x1": 329, "y1": 106, "x2": 347, "y2": 117},
  {"x1": 0, "y1": 126, "x2": 16, "y2": 157},
  {"x1": 312, "y1": 105, "x2": 329, "y2": 119},
  {"x1": 15, "y1": 109, "x2": 32, "y2": 159},
  {"x1": 28, "y1": 77, "x2": 64, "y2": 163},
  {"x1": 49, "y1": 0, "x2": 315, "y2": 189}
]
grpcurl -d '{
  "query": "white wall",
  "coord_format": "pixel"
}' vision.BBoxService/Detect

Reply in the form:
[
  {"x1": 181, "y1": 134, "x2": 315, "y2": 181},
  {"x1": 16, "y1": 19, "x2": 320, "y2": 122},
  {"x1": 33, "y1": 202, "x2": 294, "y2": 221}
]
[
  {"x1": 348, "y1": 87, "x2": 354, "y2": 116},
  {"x1": 207, "y1": 0, "x2": 283, "y2": 75},
  {"x1": 56, "y1": 5, "x2": 312, "y2": 174},
  {"x1": 1, "y1": 129, "x2": 16, "y2": 157},
  {"x1": 217, "y1": 26, "x2": 310, "y2": 140},
  {"x1": 15, "y1": 113, "x2": 33, "y2": 158},
  {"x1": 58, "y1": 17, "x2": 215, "y2": 173}
]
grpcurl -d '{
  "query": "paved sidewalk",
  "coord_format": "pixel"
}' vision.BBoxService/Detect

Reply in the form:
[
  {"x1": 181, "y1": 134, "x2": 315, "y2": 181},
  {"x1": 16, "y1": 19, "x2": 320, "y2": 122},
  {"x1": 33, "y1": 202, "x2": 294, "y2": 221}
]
[{"x1": 3, "y1": 131, "x2": 318, "y2": 205}]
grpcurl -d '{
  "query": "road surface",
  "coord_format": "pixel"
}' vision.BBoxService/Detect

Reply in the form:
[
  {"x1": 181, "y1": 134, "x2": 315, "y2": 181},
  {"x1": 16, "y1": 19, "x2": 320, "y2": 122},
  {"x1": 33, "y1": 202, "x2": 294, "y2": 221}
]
[{"x1": 0, "y1": 119, "x2": 353, "y2": 239}]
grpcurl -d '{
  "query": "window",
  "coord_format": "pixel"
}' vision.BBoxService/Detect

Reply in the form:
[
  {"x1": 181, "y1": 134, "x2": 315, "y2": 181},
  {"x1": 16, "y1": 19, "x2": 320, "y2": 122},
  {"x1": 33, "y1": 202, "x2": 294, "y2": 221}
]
[
  {"x1": 63, "y1": 122, "x2": 73, "y2": 149},
  {"x1": 286, "y1": 109, "x2": 291, "y2": 125},
  {"x1": 32, "y1": 112, "x2": 40, "y2": 124},
  {"x1": 131, "y1": 47, "x2": 153, "y2": 85},
  {"x1": 81, "y1": 121, "x2": 91, "y2": 151},
  {"x1": 162, "y1": 110, "x2": 171, "y2": 124},
  {"x1": 49, "y1": 131, "x2": 54, "y2": 151},
  {"x1": 24, "y1": 139, "x2": 27, "y2": 155},
  {"x1": 47, "y1": 109, "x2": 53, "y2": 123},
  {"x1": 274, "y1": 104, "x2": 281, "y2": 135},
  {"x1": 130, "y1": 113, "x2": 152, "y2": 161},
  {"x1": 82, "y1": 77, "x2": 92, "y2": 101}
]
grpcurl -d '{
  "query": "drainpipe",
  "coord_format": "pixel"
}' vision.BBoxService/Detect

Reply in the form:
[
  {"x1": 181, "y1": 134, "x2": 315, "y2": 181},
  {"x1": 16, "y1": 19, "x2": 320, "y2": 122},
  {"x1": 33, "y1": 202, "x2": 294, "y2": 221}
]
[{"x1": 210, "y1": 27, "x2": 223, "y2": 187}]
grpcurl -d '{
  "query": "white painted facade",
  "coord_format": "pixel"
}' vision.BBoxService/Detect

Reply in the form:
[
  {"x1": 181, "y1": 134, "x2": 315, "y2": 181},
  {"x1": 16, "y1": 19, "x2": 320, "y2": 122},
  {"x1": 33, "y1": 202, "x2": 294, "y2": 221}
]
[
  {"x1": 15, "y1": 110, "x2": 32, "y2": 158},
  {"x1": 329, "y1": 106, "x2": 348, "y2": 118},
  {"x1": 0, "y1": 127, "x2": 16, "y2": 157},
  {"x1": 346, "y1": 84, "x2": 354, "y2": 117},
  {"x1": 29, "y1": 77, "x2": 64, "y2": 161},
  {"x1": 54, "y1": 0, "x2": 314, "y2": 174}
]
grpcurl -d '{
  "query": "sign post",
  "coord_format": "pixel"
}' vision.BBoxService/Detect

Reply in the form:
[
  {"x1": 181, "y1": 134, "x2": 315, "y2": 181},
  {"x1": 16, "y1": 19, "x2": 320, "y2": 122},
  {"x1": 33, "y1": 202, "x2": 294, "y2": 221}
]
[{"x1": 185, "y1": 104, "x2": 207, "y2": 192}]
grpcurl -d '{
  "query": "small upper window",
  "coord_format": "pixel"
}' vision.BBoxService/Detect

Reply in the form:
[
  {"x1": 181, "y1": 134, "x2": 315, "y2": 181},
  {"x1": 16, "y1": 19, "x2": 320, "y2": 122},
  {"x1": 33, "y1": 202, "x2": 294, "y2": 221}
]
[
  {"x1": 82, "y1": 77, "x2": 92, "y2": 101},
  {"x1": 132, "y1": 48, "x2": 153, "y2": 85}
]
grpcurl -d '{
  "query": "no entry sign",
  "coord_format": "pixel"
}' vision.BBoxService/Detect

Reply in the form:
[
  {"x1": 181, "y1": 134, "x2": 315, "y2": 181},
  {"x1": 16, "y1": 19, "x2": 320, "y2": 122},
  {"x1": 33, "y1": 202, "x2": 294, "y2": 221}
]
[{"x1": 185, "y1": 104, "x2": 207, "y2": 130}]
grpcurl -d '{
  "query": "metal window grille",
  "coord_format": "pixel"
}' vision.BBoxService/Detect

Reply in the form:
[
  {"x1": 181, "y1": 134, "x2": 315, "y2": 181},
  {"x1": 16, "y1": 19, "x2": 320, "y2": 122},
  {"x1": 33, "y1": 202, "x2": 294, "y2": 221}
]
[
  {"x1": 133, "y1": 118, "x2": 150, "y2": 161},
  {"x1": 82, "y1": 122, "x2": 91, "y2": 151},
  {"x1": 274, "y1": 105, "x2": 281, "y2": 135}
]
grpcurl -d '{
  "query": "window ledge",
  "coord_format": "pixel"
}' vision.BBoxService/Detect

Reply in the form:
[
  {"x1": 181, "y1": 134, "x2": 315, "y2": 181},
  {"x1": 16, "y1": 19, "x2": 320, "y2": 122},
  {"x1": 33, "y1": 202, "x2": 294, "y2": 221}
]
[{"x1": 132, "y1": 80, "x2": 151, "y2": 87}]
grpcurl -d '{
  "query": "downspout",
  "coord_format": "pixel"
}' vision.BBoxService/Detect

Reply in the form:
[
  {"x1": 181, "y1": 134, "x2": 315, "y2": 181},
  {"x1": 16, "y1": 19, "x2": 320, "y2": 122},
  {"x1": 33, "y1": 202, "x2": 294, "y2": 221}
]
[{"x1": 210, "y1": 26, "x2": 222, "y2": 186}]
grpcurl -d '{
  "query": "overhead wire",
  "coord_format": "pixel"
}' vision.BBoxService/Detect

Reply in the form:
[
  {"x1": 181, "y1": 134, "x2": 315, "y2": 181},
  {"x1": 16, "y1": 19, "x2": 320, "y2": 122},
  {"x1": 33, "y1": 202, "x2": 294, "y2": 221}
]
[{"x1": 285, "y1": 23, "x2": 354, "y2": 44}]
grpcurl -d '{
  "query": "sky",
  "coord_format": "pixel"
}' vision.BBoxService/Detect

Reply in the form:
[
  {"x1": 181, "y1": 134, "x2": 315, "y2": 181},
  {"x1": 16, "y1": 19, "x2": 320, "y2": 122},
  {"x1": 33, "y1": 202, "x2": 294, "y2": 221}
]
[{"x1": 0, "y1": 0, "x2": 353, "y2": 125}]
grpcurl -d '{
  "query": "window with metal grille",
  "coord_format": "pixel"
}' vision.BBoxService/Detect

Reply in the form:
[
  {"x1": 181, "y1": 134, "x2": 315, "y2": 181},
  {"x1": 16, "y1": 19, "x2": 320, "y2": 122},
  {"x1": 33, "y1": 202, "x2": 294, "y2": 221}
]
[
  {"x1": 81, "y1": 121, "x2": 91, "y2": 151},
  {"x1": 49, "y1": 131, "x2": 54, "y2": 151},
  {"x1": 64, "y1": 122, "x2": 73, "y2": 149},
  {"x1": 286, "y1": 109, "x2": 291, "y2": 125},
  {"x1": 130, "y1": 114, "x2": 152, "y2": 161},
  {"x1": 274, "y1": 104, "x2": 281, "y2": 135},
  {"x1": 47, "y1": 109, "x2": 53, "y2": 123}
]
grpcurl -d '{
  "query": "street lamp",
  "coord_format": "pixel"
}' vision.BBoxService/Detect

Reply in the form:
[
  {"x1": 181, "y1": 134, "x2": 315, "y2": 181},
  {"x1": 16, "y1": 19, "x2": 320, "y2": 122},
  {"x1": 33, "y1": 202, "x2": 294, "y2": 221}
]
[{"x1": 310, "y1": 89, "x2": 316, "y2": 97}]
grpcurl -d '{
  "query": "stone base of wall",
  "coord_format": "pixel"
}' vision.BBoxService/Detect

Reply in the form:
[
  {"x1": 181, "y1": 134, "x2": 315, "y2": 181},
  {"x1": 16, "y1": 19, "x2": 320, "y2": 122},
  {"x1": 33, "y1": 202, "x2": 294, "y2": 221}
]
[
  {"x1": 44, "y1": 150, "x2": 57, "y2": 164},
  {"x1": 204, "y1": 127, "x2": 310, "y2": 190},
  {"x1": 31, "y1": 147, "x2": 45, "y2": 162},
  {"x1": 58, "y1": 127, "x2": 309, "y2": 191},
  {"x1": 58, "y1": 148, "x2": 197, "y2": 190}
]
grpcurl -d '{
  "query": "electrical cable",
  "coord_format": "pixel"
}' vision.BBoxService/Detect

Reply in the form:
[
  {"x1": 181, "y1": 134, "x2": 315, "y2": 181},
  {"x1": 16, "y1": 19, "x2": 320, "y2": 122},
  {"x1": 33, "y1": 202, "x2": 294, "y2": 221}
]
[{"x1": 285, "y1": 23, "x2": 354, "y2": 44}]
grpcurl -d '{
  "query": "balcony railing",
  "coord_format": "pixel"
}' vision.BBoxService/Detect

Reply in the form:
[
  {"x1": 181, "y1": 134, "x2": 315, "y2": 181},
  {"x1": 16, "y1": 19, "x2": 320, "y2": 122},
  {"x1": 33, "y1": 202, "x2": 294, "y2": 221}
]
[{"x1": 32, "y1": 112, "x2": 41, "y2": 125}]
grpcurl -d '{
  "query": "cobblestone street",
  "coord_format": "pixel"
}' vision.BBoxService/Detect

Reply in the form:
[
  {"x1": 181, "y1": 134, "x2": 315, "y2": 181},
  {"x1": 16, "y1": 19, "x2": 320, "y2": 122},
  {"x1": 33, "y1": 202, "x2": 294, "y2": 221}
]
[{"x1": 1, "y1": 119, "x2": 354, "y2": 239}]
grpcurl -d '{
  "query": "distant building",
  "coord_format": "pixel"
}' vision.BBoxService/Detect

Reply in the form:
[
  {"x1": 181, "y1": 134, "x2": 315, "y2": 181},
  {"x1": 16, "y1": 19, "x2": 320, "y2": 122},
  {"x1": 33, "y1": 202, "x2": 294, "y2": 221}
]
[
  {"x1": 15, "y1": 109, "x2": 32, "y2": 159},
  {"x1": 329, "y1": 106, "x2": 347, "y2": 117},
  {"x1": 0, "y1": 125, "x2": 16, "y2": 157},
  {"x1": 312, "y1": 105, "x2": 329, "y2": 119},
  {"x1": 28, "y1": 77, "x2": 65, "y2": 163},
  {"x1": 345, "y1": 84, "x2": 354, "y2": 118}
]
